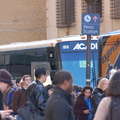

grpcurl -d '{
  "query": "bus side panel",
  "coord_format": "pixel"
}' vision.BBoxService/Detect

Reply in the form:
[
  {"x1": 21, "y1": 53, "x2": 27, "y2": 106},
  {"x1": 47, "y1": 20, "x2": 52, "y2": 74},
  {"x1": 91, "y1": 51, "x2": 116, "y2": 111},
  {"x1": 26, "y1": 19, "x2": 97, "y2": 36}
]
[{"x1": 101, "y1": 35, "x2": 120, "y2": 77}]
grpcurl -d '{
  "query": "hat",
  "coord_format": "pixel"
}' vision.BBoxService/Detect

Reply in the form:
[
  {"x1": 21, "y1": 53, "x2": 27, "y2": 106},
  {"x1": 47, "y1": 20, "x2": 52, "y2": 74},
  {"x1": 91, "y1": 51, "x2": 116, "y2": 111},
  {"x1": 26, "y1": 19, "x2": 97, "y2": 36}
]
[
  {"x1": 35, "y1": 68, "x2": 47, "y2": 78},
  {"x1": 0, "y1": 69, "x2": 13, "y2": 86}
]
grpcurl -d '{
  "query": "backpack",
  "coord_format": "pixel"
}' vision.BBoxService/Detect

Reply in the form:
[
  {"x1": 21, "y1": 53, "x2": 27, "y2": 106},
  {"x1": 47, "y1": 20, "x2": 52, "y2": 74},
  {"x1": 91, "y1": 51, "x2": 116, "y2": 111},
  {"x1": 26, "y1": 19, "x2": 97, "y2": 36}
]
[
  {"x1": 107, "y1": 97, "x2": 120, "y2": 120},
  {"x1": 7, "y1": 87, "x2": 17, "y2": 107},
  {"x1": 7, "y1": 88, "x2": 22, "y2": 108}
]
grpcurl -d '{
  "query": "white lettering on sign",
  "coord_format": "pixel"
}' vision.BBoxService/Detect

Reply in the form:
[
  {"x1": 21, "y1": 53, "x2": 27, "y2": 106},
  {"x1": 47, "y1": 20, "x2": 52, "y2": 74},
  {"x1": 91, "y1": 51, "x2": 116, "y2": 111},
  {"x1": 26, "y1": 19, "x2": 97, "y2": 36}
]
[
  {"x1": 73, "y1": 43, "x2": 98, "y2": 50},
  {"x1": 62, "y1": 45, "x2": 69, "y2": 49},
  {"x1": 83, "y1": 29, "x2": 98, "y2": 34},
  {"x1": 83, "y1": 25, "x2": 94, "y2": 29}
]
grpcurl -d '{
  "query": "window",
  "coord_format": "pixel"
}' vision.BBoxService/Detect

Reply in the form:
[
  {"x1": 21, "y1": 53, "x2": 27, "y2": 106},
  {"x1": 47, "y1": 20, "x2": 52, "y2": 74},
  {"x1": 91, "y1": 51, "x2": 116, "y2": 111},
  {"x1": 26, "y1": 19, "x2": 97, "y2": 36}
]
[
  {"x1": 0, "y1": 55, "x2": 4, "y2": 69},
  {"x1": 56, "y1": 0, "x2": 75, "y2": 28},
  {"x1": 110, "y1": 0, "x2": 120, "y2": 19}
]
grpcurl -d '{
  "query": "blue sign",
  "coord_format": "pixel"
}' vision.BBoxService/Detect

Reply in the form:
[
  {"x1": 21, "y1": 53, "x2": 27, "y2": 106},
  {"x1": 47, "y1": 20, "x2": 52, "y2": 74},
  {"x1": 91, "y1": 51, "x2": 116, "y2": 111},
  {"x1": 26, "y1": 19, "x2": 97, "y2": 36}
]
[{"x1": 82, "y1": 13, "x2": 100, "y2": 35}]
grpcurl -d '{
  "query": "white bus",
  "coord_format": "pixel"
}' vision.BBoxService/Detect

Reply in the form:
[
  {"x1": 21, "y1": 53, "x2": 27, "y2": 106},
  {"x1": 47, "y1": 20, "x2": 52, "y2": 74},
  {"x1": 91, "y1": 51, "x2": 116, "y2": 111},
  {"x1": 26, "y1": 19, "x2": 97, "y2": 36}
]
[{"x1": 0, "y1": 35, "x2": 98, "y2": 87}]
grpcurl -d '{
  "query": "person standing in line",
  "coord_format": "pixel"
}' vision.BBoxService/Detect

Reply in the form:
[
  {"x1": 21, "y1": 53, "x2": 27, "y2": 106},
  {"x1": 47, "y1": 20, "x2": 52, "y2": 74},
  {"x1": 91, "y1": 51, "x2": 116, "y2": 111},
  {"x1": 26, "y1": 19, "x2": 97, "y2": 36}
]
[
  {"x1": 27, "y1": 68, "x2": 49, "y2": 118},
  {"x1": 109, "y1": 69, "x2": 117, "y2": 80},
  {"x1": 7, "y1": 78, "x2": 22, "y2": 109},
  {"x1": 45, "y1": 70, "x2": 74, "y2": 120},
  {"x1": 0, "y1": 69, "x2": 16, "y2": 120},
  {"x1": 12, "y1": 75, "x2": 31, "y2": 120},
  {"x1": 90, "y1": 78, "x2": 109, "y2": 120},
  {"x1": 74, "y1": 86, "x2": 93, "y2": 120},
  {"x1": 94, "y1": 70, "x2": 120, "y2": 120},
  {"x1": 15, "y1": 78, "x2": 22, "y2": 89},
  {"x1": 45, "y1": 84, "x2": 55, "y2": 96}
]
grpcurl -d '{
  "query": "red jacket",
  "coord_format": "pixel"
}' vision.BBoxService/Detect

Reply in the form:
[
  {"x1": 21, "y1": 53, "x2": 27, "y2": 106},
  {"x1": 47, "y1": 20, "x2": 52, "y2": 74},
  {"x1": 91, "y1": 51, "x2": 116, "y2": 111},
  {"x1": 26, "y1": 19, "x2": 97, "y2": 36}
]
[{"x1": 74, "y1": 95, "x2": 89, "y2": 120}]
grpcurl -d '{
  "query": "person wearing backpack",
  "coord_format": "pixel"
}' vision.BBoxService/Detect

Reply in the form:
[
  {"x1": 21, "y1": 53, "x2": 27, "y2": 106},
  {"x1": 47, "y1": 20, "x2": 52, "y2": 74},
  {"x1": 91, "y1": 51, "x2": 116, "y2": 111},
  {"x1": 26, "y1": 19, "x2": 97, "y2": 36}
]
[
  {"x1": 94, "y1": 70, "x2": 120, "y2": 120},
  {"x1": 12, "y1": 75, "x2": 31, "y2": 120},
  {"x1": 7, "y1": 78, "x2": 22, "y2": 109}
]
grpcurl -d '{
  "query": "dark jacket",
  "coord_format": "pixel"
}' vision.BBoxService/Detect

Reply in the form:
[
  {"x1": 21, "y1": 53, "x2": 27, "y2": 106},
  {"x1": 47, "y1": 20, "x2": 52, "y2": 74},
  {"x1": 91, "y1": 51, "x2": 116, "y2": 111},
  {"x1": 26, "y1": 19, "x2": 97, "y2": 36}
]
[
  {"x1": 74, "y1": 95, "x2": 89, "y2": 120},
  {"x1": 45, "y1": 86, "x2": 74, "y2": 120},
  {"x1": 27, "y1": 80, "x2": 48, "y2": 116},
  {"x1": 12, "y1": 87, "x2": 28, "y2": 114},
  {"x1": 91, "y1": 88, "x2": 105, "y2": 120},
  {"x1": 0, "y1": 91, "x2": 3, "y2": 110}
]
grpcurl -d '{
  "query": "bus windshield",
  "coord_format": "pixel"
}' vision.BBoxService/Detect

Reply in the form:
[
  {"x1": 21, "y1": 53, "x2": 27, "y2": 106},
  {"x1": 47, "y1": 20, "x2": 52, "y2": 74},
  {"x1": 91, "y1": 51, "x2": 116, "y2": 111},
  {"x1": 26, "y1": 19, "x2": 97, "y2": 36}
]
[{"x1": 56, "y1": 40, "x2": 98, "y2": 87}]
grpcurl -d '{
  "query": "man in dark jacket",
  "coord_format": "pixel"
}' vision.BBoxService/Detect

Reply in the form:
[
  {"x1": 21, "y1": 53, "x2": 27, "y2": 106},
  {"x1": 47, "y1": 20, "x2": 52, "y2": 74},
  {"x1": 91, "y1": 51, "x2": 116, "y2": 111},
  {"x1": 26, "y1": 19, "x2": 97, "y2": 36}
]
[
  {"x1": 27, "y1": 68, "x2": 49, "y2": 117},
  {"x1": 0, "y1": 69, "x2": 13, "y2": 110},
  {"x1": 45, "y1": 70, "x2": 74, "y2": 120},
  {"x1": 0, "y1": 69, "x2": 16, "y2": 120}
]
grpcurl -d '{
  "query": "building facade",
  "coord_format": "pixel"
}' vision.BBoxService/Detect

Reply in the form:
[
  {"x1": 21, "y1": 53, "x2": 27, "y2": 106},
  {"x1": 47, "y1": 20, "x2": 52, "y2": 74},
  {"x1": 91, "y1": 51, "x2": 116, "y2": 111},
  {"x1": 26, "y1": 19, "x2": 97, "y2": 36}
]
[
  {"x1": 0, "y1": 0, "x2": 120, "y2": 44},
  {"x1": 0, "y1": 0, "x2": 46, "y2": 45},
  {"x1": 47, "y1": 0, "x2": 120, "y2": 39}
]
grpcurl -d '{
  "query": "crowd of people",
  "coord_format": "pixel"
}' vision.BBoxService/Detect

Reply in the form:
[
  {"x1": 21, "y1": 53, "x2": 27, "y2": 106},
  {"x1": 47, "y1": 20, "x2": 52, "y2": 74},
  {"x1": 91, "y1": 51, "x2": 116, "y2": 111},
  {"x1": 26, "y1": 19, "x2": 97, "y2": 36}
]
[{"x1": 0, "y1": 68, "x2": 119, "y2": 120}]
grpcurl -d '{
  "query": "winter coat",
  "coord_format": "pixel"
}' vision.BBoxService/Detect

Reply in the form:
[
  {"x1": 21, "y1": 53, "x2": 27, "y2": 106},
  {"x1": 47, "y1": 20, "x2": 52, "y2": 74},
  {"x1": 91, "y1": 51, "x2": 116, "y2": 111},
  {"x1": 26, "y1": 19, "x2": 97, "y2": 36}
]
[
  {"x1": 12, "y1": 87, "x2": 28, "y2": 114},
  {"x1": 94, "y1": 97, "x2": 111, "y2": 120},
  {"x1": 73, "y1": 95, "x2": 89, "y2": 120},
  {"x1": 27, "y1": 80, "x2": 49, "y2": 116},
  {"x1": 91, "y1": 88, "x2": 105, "y2": 119},
  {"x1": 45, "y1": 86, "x2": 74, "y2": 120}
]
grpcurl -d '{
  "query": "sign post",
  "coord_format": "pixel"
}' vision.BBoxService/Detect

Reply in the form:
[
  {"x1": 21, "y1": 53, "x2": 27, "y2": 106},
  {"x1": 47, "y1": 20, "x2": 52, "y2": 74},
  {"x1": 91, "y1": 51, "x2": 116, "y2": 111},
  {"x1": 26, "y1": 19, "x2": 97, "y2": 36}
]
[{"x1": 82, "y1": 0, "x2": 100, "y2": 86}]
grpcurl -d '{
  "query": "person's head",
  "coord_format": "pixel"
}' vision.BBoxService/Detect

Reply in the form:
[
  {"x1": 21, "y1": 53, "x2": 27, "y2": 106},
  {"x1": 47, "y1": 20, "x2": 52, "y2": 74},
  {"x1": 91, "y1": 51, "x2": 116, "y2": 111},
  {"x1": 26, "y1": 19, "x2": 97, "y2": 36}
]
[
  {"x1": 98, "y1": 78, "x2": 109, "y2": 91},
  {"x1": 96, "y1": 77, "x2": 103, "y2": 87},
  {"x1": 109, "y1": 69, "x2": 117, "y2": 80},
  {"x1": 0, "y1": 69, "x2": 13, "y2": 93},
  {"x1": 106, "y1": 70, "x2": 120, "y2": 97},
  {"x1": 79, "y1": 85, "x2": 92, "y2": 99},
  {"x1": 16, "y1": 78, "x2": 21, "y2": 88},
  {"x1": 35, "y1": 68, "x2": 48, "y2": 83},
  {"x1": 72, "y1": 84, "x2": 81, "y2": 95},
  {"x1": 54, "y1": 70, "x2": 73, "y2": 93},
  {"x1": 45, "y1": 84, "x2": 55, "y2": 96},
  {"x1": 21, "y1": 75, "x2": 31, "y2": 88}
]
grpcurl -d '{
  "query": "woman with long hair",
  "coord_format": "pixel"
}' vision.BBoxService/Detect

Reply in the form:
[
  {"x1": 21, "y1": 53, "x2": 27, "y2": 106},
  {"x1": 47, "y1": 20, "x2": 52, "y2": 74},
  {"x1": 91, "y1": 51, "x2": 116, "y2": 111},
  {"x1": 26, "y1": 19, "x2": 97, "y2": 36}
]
[
  {"x1": 94, "y1": 70, "x2": 120, "y2": 120},
  {"x1": 73, "y1": 86, "x2": 93, "y2": 120},
  {"x1": 91, "y1": 78, "x2": 109, "y2": 119}
]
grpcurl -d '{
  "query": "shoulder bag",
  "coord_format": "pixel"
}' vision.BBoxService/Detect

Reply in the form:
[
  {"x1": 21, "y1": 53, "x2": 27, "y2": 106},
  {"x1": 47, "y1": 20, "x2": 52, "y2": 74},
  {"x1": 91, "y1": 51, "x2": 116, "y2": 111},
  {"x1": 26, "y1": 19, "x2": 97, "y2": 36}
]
[{"x1": 17, "y1": 101, "x2": 44, "y2": 120}]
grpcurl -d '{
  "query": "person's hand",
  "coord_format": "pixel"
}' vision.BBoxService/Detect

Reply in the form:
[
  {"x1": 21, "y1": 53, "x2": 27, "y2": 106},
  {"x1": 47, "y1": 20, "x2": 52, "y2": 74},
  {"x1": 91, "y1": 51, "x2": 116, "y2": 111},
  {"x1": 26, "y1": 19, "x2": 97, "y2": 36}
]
[
  {"x1": 83, "y1": 110, "x2": 91, "y2": 114},
  {"x1": 0, "y1": 109, "x2": 13, "y2": 119},
  {"x1": 6, "y1": 115, "x2": 17, "y2": 120}
]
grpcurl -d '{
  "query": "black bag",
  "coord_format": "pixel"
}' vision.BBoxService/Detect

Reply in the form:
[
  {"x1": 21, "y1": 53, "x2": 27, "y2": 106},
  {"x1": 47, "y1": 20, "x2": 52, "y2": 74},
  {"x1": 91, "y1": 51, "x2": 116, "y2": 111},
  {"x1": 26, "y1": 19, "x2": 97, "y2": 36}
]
[{"x1": 17, "y1": 101, "x2": 44, "y2": 120}]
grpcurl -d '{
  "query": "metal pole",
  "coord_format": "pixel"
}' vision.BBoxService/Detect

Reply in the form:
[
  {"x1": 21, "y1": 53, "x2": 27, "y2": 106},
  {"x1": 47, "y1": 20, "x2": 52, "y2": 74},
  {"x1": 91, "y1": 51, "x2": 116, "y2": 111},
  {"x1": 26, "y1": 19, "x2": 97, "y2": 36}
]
[{"x1": 86, "y1": 4, "x2": 92, "y2": 86}]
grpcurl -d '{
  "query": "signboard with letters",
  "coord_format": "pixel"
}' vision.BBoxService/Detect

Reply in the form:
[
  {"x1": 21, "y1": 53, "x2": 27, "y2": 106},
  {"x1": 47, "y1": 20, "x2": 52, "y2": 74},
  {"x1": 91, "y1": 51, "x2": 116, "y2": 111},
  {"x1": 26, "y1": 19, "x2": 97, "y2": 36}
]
[{"x1": 82, "y1": 13, "x2": 100, "y2": 35}]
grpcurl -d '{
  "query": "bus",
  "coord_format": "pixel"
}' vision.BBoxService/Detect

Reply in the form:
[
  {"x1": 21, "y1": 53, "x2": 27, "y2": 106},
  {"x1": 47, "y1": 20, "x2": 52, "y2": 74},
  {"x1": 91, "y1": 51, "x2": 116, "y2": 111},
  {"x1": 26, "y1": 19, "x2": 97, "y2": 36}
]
[
  {"x1": 0, "y1": 35, "x2": 98, "y2": 87},
  {"x1": 98, "y1": 30, "x2": 120, "y2": 78}
]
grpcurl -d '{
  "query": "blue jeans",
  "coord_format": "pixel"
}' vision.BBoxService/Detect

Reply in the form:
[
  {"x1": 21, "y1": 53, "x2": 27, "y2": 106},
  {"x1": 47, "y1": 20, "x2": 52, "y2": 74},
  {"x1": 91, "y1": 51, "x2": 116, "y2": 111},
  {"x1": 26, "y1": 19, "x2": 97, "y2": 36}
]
[{"x1": 16, "y1": 115, "x2": 23, "y2": 120}]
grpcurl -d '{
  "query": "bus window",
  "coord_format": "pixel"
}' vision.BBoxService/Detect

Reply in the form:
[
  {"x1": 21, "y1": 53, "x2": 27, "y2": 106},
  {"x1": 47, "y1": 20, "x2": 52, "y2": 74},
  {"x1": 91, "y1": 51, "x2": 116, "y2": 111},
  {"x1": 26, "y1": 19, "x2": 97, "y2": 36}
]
[
  {"x1": 35, "y1": 51, "x2": 47, "y2": 61},
  {"x1": 56, "y1": 40, "x2": 98, "y2": 87},
  {"x1": 60, "y1": 51, "x2": 98, "y2": 87},
  {"x1": 0, "y1": 55, "x2": 4, "y2": 69}
]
